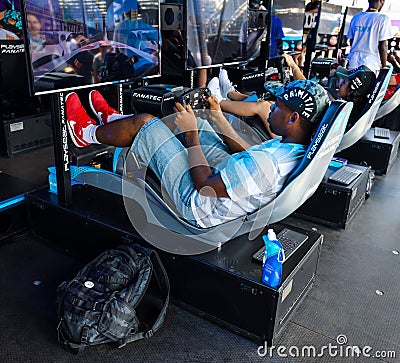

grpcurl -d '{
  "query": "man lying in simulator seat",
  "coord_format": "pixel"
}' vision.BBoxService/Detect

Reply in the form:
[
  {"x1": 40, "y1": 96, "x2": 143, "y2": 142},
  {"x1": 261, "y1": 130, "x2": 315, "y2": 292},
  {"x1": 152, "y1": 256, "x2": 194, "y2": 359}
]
[
  {"x1": 66, "y1": 80, "x2": 329, "y2": 228},
  {"x1": 208, "y1": 54, "x2": 375, "y2": 136}
]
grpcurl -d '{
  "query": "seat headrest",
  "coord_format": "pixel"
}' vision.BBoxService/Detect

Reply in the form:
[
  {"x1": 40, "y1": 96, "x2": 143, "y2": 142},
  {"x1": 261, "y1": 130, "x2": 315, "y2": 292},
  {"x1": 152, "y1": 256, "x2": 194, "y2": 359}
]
[{"x1": 284, "y1": 100, "x2": 350, "y2": 186}]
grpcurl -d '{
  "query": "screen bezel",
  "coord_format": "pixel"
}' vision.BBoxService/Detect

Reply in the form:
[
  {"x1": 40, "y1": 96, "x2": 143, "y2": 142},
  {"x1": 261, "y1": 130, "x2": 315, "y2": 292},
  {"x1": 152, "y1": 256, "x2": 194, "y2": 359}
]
[{"x1": 21, "y1": 0, "x2": 161, "y2": 96}]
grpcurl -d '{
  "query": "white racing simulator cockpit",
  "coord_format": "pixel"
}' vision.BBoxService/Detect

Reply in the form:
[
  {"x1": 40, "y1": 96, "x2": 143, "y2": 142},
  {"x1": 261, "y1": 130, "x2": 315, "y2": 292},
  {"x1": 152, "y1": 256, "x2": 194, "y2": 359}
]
[{"x1": 22, "y1": 0, "x2": 381, "y2": 346}]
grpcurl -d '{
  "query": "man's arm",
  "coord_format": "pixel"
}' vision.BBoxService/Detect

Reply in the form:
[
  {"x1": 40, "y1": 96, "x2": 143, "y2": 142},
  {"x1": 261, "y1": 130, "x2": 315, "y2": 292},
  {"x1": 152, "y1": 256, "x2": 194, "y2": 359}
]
[
  {"x1": 174, "y1": 103, "x2": 229, "y2": 198},
  {"x1": 379, "y1": 40, "x2": 388, "y2": 68},
  {"x1": 281, "y1": 53, "x2": 306, "y2": 80},
  {"x1": 220, "y1": 98, "x2": 278, "y2": 139},
  {"x1": 387, "y1": 53, "x2": 400, "y2": 73}
]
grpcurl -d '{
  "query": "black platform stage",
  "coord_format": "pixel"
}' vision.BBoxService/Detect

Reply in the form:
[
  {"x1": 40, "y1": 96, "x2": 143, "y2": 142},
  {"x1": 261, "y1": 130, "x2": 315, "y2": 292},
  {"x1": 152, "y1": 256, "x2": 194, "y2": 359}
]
[
  {"x1": 295, "y1": 164, "x2": 370, "y2": 229},
  {"x1": 26, "y1": 185, "x2": 323, "y2": 345},
  {"x1": 1, "y1": 157, "x2": 399, "y2": 361}
]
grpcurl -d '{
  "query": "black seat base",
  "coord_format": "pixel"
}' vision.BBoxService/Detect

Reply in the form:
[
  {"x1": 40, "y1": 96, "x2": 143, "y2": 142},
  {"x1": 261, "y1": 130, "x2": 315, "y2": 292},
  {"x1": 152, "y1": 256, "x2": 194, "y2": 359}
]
[{"x1": 25, "y1": 185, "x2": 323, "y2": 345}]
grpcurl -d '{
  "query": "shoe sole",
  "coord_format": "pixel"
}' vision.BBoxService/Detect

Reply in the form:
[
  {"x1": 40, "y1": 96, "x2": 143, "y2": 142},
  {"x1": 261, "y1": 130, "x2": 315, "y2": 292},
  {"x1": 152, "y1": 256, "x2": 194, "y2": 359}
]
[
  {"x1": 65, "y1": 92, "x2": 88, "y2": 148},
  {"x1": 89, "y1": 90, "x2": 104, "y2": 125}
]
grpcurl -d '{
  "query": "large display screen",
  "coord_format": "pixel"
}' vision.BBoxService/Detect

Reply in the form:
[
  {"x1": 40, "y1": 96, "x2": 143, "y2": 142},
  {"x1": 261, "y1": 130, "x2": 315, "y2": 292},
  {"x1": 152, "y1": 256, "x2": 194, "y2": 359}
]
[
  {"x1": 186, "y1": 0, "x2": 248, "y2": 69},
  {"x1": 317, "y1": 3, "x2": 343, "y2": 36},
  {"x1": 23, "y1": 0, "x2": 160, "y2": 95},
  {"x1": 272, "y1": 0, "x2": 305, "y2": 54}
]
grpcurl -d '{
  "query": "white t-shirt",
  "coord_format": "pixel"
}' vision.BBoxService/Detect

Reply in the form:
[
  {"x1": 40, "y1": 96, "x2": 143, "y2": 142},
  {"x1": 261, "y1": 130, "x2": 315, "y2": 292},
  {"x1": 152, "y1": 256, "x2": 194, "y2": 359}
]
[
  {"x1": 347, "y1": 11, "x2": 393, "y2": 72},
  {"x1": 190, "y1": 137, "x2": 306, "y2": 228}
]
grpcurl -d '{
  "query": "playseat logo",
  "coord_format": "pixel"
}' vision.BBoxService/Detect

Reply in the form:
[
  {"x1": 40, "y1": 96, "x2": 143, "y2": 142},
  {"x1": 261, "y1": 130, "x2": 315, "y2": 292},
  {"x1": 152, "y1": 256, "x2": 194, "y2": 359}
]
[
  {"x1": 59, "y1": 93, "x2": 69, "y2": 172},
  {"x1": 307, "y1": 123, "x2": 328, "y2": 159},
  {"x1": 368, "y1": 81, "x2": 381, "y2": 104},
  {"x1": 132, "y1": 92, "x2": 163, "y2": 102},
  {"x1": 0, "y1": 44, "x2": 24, "y2": 54}
]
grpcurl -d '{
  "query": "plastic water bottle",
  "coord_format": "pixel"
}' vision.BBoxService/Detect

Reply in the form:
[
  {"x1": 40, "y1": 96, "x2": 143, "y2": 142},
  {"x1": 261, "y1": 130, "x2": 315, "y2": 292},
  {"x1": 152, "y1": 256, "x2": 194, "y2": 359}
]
[{"x1": 261, "y1": 229, "x2": 285, "y2": 288}]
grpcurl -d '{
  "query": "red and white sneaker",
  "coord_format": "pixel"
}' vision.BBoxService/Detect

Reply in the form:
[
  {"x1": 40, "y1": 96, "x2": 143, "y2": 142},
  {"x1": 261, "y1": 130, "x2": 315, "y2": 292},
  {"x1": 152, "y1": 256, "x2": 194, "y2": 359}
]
[
  {"x1": 65, "y1": 92, "x2": 96, "y2": 148},
  {"x1": 89, "y1": 90, "x2": 120, "y2": 125}
]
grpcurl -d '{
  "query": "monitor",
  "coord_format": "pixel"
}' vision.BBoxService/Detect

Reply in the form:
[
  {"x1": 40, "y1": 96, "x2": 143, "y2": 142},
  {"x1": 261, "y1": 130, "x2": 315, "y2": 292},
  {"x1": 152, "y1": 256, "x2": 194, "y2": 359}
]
[
  {"x1": 272, "y1": 0, "x2": 305, "y2": 54},
  {"x1": 22, "y1": 0, "x2": 161, "y2": 95},
  {"x1": 185, "y1": 0, "x2": 248, "y2": 69},
  {"x1": 316, "y1": 2, "x2": 344, "y2": 49},
  {"x1": 317, "y1": 3, "x2": 343, "y2": 36},
  {"x1": 245, "y1": 0, "x2": 305, "y2": 62}
]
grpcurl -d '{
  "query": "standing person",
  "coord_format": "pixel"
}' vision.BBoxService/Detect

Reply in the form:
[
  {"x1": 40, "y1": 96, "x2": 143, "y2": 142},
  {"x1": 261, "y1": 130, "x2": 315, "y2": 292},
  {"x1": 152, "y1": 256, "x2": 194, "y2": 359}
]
[
  {"x1": 26, "y1": 12, "x2": 44, "y2": 50},
  {"x1": 347, "y1": 0, "x2": 393, "y2": 73},
  {"x1": 67, "y1": 34, "x2": 94, "y2": 84},
  {"x1": 92, "y1": 41, "x2": 109, "y2": 83},
  {"x1": 269, "y1": 15, "x2": 284, "y2": 58}
]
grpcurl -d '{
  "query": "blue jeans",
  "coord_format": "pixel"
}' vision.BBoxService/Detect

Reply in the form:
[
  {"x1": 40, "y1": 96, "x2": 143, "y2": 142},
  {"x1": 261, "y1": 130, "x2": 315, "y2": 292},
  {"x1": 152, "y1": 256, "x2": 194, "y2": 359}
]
[{"x1": 131, "y1": 117, "x2": 229, "y2": 226}]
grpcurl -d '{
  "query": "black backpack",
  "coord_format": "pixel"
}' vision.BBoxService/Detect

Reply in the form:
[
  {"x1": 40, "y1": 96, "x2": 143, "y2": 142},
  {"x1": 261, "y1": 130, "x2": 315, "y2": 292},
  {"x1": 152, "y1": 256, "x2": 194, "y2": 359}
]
[{"x1": 56, "y1": 244, "x2": 170, "y2": 353}]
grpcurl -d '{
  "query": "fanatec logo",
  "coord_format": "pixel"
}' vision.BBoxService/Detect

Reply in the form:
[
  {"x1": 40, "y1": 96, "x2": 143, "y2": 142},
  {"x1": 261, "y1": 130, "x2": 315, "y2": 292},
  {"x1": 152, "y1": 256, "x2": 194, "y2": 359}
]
[
  {"x1": 132, "y1": 92, "x2": 163, "y2": 102},
  {"x1": 242, "y1": 73, "x2": 264, "y2": 81},
  {"x1": 118, "y1": 84, "x2": 124, "y2": 113}
]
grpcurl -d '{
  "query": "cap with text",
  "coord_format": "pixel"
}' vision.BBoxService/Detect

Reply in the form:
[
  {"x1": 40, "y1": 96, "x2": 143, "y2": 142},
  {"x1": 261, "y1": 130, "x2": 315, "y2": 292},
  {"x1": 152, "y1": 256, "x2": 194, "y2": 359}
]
[
  {"x1": 336, "y1": 65, "x2": 376, "y2": 95},
  {"x1": 265, "y1": 80, "x2": 329, "y2": 124}
]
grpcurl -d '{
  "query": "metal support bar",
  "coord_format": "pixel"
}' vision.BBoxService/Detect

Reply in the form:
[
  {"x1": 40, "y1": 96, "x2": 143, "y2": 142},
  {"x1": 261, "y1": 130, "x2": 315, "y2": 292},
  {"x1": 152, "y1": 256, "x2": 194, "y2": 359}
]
[{"x1": 50, "y1": 92, "x2": 72, "y2": 206}]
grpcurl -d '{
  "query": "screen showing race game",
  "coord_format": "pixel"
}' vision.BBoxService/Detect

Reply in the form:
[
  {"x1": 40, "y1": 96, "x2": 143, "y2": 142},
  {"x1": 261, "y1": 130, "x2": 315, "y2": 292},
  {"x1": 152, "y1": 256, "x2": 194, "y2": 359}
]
[
  {"x1": 22, "y1": 0, "x2": 160, "y2": 95},
  {"x1": 317, "y1": 3, "x2": 343, "y2": 36},
  {"x1": 271, "y1": 0, "x2": 305, "y2": 54},
  {"x1": 185, "y1": 0, "x2": 248, "y2": 69}
]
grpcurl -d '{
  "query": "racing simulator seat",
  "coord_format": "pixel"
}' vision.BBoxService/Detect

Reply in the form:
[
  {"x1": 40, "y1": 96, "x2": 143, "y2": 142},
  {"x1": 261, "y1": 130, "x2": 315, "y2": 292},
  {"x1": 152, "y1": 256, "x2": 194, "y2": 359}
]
[
  {"x1": 66, "y1": 100, "x2": 353, "y2": 247},
  {"x1": 336, "y1": 65, "x2": 392, "y2": 153},
  {"x1": 373, "y1": 83, "x2": 400, "y2": 130}
]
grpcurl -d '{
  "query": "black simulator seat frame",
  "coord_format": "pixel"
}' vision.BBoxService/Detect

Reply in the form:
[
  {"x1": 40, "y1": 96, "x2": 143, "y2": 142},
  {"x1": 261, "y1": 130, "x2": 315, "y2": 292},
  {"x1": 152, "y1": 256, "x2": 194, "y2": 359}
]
[
  {"x1": 374, "y1": 83, "x2": 400, "y2": 122},
  {"x1": 73, "y1": 100, "x2": 352, "y2": 246},
  {"x1": 336, "y1": 64, "x2": 392, "y2": 153}
]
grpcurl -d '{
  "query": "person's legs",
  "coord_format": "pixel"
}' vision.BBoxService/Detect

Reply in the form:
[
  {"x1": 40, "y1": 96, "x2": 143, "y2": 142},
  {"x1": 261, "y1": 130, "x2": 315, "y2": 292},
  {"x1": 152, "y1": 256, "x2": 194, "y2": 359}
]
[
  {"x1": 89, "y1": 90, "x2": 124, "y2": 125},
  {"x1": 95, "y1": 113, "x2": 153, "y2": 147},
  {"x1": 225, "y1": 91, "x2": 250, "y2": 101},
  {"x1": 66, "y1": 92, "x2": 153, "y2": 148},
  {"x1": 195, "y1": 117, "x2": 230, "y2": 167},
  {"x1": 218, "y1": 69, "x2": 236, "y2": 99},
  {"x1": 207, "y1": 77, "x2": 224, "y2": 102},
  {"x1": 131, "y1": 117, "x2": 198, "y2": 224}
]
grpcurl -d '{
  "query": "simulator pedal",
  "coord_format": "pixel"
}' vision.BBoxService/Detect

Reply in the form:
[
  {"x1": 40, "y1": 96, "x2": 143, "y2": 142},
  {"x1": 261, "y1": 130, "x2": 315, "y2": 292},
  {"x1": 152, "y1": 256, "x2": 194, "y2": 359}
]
[
  {"x1": 252, "y1": 228, "x2": 309, "y2": 263},
  {"x1": 328, "y1": 166, "x2": 363, "y2": 186},
  {"x1": 374, "y1": 127, "x2": 390, "y2": 139}
]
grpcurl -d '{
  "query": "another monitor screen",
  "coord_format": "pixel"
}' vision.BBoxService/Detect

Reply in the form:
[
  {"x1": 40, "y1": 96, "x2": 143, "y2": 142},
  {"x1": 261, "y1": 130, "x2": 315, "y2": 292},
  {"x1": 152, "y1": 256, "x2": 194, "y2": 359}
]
[
  {"x1": 317, "y1": 3, "x2": 343, "y2": 36},
  {"x1": 186, "y1": 0, "x2": 248, "y2": 69},
  {"x1": 272, "y1": 0, "x2": 305, "y2": 54},
  {"x1": 23, "y1": 0, "x2": 160, "y2": 95}
]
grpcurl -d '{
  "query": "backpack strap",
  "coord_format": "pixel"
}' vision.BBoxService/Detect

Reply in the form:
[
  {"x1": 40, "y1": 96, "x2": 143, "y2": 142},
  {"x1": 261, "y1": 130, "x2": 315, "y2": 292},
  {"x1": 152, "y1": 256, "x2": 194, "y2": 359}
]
[
  {"x1": 117, "y1": 248, "x2": 170, "y2": 348},
  {"x1": 57, "y1": 320, "x2": 88, "y2": 354}
]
